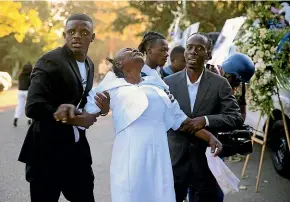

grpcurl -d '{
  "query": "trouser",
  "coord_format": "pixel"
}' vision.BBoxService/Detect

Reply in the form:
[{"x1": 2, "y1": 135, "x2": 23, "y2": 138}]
[
  {"x1": 26, "y1": 141, "x2": 95, "y2": 202},
  {"x1": 174, "y1": 160, "x2": 224, "y2": 202},
  {"x1": 188, "y1": 183, "x2": 224, "y2": 202},
  {"x1": 14, "y1": 90, "x2": 28, "y2": 118},
  {"x1": 175, "y1": 180, "x2": 223, "y2": 202},
  {"x1": 28, "y1": 164, "x2": 95, "y2": 202}
]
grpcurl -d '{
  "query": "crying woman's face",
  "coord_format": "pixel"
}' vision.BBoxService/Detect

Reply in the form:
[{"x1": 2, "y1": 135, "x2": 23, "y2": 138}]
[{"x1": 108, "y1": 48, "x2": 145, "y2": 73}]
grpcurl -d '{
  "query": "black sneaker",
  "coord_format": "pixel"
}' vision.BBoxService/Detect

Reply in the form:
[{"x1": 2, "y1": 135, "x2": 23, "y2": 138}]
[{"x1": 13, "y1": 118, "x2": 18, "y2": 127}]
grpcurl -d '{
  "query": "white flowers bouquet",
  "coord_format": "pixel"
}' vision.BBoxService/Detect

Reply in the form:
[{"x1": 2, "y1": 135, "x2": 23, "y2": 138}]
[{"x1": 236, "y1": 2, "x2": 290, "y2": 116}]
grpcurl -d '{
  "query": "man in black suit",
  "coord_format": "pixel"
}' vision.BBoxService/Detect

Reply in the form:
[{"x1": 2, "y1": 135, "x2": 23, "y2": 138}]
[
  {"x1": 18, "y1": 14, "x2": 109, "y2": 202},
  {"x1": 164, "y1": 33, "x2": 244, "y2": 202}
]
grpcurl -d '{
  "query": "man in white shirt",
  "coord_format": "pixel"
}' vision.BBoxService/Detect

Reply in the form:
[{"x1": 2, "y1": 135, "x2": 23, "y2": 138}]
[
  {"x1": 164, "y1": 32, "x2": 243, "y2": 202},
  {"x1": 18, "y1": 14, "x2": 110, "y2": 202}
]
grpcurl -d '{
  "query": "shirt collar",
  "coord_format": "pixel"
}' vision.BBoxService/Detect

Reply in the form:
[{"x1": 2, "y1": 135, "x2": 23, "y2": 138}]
[
  {"x1": 141, "y1": 64, "x2": 152, "y2": 76},
  {"x1": 141, "y1": 64, "x2": 161, "y2": 78},
  {"x1": 186, "y1": 69, "x2": 204, "y2": 86}
]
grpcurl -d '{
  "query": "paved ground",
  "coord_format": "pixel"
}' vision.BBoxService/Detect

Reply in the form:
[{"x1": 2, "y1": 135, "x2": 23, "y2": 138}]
[{"x1": 0, "y1": 90, "x2": 289, "y2": 202}]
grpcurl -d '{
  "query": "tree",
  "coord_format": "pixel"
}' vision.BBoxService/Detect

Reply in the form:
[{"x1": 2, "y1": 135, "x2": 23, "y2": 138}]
[
  {"x1": 0, "y1": 1, "x2": 99, "y2": 78},
  {"x1": 0, "y1": 1, "x2": 149, "y2": 80},
  {"x1": 0, "y1": 1, "x2": 42, "y2": 43},
  {"x1": 112, "y1": 1, "x2": 252, "y2": 36}
]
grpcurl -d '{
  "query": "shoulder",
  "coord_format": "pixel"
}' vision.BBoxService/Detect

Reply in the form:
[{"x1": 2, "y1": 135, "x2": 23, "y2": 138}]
[
  {"x1": 205, "y1": 69, "x2": 229, "y2": 85},
  {"x1": 34, "y1": 46, "x2": 68, "y2": 74},
  {"x1": 39, "y1": 47, "x2": 63, "y2": 62},
  {"x1": 164, "y1": 70, "x2": 183, "y2": 84},
  {"x1": 33, "y1": 48, "x2": 63, "y2": 75}
]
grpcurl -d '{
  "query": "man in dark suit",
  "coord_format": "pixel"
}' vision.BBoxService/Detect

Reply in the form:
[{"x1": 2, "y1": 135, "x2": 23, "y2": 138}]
[
  {"x1": 164, "y1": 33, "x2": 244, "y2": 202},
  {"x1": 18, "y1": 14, "x2": 109, "y2": 202}
]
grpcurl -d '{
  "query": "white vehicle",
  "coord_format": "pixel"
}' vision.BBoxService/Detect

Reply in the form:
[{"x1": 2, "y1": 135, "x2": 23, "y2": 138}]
[
  {"x1": 0, "y1": 71, "x2": 12, "y2": 92},
  {"x1": 264, "y1": 85, "x2": 290, "y2": 179}
]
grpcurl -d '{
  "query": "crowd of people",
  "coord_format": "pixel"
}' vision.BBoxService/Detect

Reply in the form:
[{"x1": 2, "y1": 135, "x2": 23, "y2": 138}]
[{"x1": 16, "y1": 13, "x2": 256, "y2": 202}]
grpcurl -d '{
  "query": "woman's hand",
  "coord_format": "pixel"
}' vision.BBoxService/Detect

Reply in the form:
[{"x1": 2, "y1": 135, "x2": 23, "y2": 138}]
[{"x1": 95, "y1": 91, "x2": 110, "y2": 115}]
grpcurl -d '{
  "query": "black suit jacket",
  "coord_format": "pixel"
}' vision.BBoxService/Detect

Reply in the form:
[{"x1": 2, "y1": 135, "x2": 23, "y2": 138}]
[
  {"x1": 164, "y1": 69, "x2": 243, "y2": 191},
  {"x1": 18, "y1": 45, "x2": 94, "y2": 166}
]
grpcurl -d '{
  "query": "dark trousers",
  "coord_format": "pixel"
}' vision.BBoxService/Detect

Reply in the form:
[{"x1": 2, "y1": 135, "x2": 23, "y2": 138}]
[
  {"x1": 27, "y1": 163, "x2": 95, "y2": 202},
  {"x1": 26, "y1": 138, "x2": 95, "y2": 202},
  {"x1": 174, "y1": 160, "x2": 224, "y2": 202},
  {"x1": 188, "y1": 184, "x2": 224, "y2": 202},
  {"x1": 175, "y1": 181, "x2": 223, "y2": 202}
]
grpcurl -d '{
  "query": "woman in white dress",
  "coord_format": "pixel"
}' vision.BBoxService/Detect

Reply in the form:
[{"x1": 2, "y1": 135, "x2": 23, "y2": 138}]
[{"x1": 53, "y1": 48, "x2": 222, "y2": 202}]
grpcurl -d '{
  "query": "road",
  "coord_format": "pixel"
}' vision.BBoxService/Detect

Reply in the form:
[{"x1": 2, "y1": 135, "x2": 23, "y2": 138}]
[{"x1": 0, "y1": 104, "x2": 289, "y2": 202}]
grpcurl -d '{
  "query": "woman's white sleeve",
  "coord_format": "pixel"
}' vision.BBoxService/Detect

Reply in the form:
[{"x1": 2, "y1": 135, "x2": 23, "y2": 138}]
[
  {"x1": 84, "y1": 88, "x2": 101, "y2": 114},
  {"x1": 169, "y1": 100, "x2": 188, "y2": 131}
]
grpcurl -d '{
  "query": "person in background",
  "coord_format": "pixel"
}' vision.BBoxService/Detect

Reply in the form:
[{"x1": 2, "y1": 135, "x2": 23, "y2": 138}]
[
  {"x1": 13, "y1": 62, "x2": 33, "y2": 127},
  {"x1": 210, "y1": 53, "x2": 255, "y2": 120},
  {"x1": 138, "y1": 31, "x2": 169, "y2": 79},
  {"x1": 162, "y1": 46, "x2": 186, "y2": 78}
]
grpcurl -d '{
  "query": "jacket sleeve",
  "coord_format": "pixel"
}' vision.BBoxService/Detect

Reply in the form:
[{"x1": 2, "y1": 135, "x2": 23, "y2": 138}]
[
  {"x1": 206, "y1": 79, "x2": 244, "y2": 131},
  {"x1": 25, "y1": 61, "x2": 58, "y2": 121}
]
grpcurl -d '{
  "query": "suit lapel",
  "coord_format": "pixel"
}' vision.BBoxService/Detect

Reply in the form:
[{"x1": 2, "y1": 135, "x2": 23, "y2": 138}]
[
  {"x1": 192, "y1": 70, "x2": 211, "y2": 117},
  {"x1": 69, "y1": 59, "x2": 82, "y2": 85},
  {"x1": 176, "y1": 69, "x2": 191, "y2": 116},
  {"x1": 84, "y1": 59, "x2": 93, "y2": 93}
]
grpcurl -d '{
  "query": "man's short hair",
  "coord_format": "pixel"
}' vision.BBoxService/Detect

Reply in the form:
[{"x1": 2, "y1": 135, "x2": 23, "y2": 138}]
[
  {"x1": 170, "y1": 46, "x2": 185, "y2": 60},
  {"x1": 66, "y1": 13, "x2": 93, "y2": 25},
  {"x1": 187, "y1": 32, "x2": 212, "y2": 51}
]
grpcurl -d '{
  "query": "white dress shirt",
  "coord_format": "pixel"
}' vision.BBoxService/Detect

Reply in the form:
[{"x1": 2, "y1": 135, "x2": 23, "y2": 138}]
[
  {"x1": 73, "y1": 61, "x2": 87, "y2": 142},
  {"x1": 186, "y1": 70, "x2": 209, "y2": 126}
]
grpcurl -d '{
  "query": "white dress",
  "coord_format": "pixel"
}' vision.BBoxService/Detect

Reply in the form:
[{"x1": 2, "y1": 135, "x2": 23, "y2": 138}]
[
  {"x1": 84, "y1": 72, "x2": 187, "y2": 202},
  {"x1": 110, "y1": 85, "x2": 176, "y2": 202}
]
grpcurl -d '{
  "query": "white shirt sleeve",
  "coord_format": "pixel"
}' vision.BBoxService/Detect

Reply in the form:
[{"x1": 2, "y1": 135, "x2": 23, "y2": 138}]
[
  {"x1": 169, "y1": 100, "x2": 188, "y2": 131},
  {"x1": 84, "y1": 88, "x2": 101, "y2": 114}
]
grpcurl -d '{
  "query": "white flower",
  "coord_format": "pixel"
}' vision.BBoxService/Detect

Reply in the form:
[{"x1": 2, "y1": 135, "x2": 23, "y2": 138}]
[
  {"x1": 265, "y1": 50, "x2": 271, "y2": 57},
  {"x1": 270, "y1": 46, "x2": 276, "y2": 53},
  {"x1": 255, "y1": 60, "x2": 266, "y2": 70},
  {"x1": 248, "y1": 48, "x2": 256, "y2": 56},
  {"x1": 253, "y1": 55, "x2": 259, "y2": 63},
  {"x1": 258, "y1": 58, "x2": 263, "y2": 63},
  {"x1": 258, "y1": 95, "x2": 264, "y2": 101},
  {"x1": 257, "y1": 50, "x2": 264, "y2": 58},
  {"x1": 259, "y1": 29, "x2": 266, "y2": 39},
  {"x1": 260, "y1": 62, "x2": 266, "y2": 70}
]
